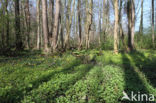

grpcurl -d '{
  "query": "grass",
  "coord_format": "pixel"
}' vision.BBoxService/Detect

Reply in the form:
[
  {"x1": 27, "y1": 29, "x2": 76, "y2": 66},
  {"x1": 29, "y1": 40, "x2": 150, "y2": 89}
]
[{"x1": 0, "y1": 50, "x2": 156, "y2": 103}]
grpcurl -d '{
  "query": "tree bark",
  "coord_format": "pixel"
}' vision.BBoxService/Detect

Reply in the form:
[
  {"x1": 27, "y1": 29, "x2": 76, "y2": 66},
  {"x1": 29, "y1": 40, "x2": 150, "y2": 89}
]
[
  {"x1": 64, "y1": 0, "x2": 75, "y2": 49},
  {"x1": 49, "y1": 0, "x2": 54, "y2": 38},
  {"x1": 131, "y1": 0, "x2": 135, "y2": 49},
  {"x1": 127, "y1": 0, "x2": 135, "y2": 51},
  {"x1": 85, "y1": 0, "x2": 93, "y2": 49},
  {"x1": 152, "y1": 0, "x2": 155, "y2": 48},
  {"x1": 52, "y1": 0, "x2": 60, "y2": 52},
  {"x1": 78, "y1": 0, "x2": 82, "y2": 50},
  {"x1": 15, "y1": 0, "x2": 23, "y2": 50},
  {"x1": 37, "y1": 0, "x2": 41, "y2": 50},
  {"x1": 103, "y1": 0, "x2": 106, "y2": 42},
  {"x1": 114, "y1": 0, "x2": 119, "y2": 54},
  {"x1": 25, "y1": 0, "x2": 31, "y2": 48},
  {"x1": 5, "y1": 0, "x2": 9, "y2": 47},
  {"x1": 42, "y1": 0, "x2": 49, "y2": 53},
  {"x1": 60, "y1": 1, "x2": 64, "y2": 49},
  {"x1": 139, "y1": 0, "x2": 143, "y2": 35}
]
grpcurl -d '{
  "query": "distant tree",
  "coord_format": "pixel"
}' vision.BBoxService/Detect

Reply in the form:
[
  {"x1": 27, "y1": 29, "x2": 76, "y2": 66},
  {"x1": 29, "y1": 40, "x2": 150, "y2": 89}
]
[
  {"x1": 118, "y1": 0, "x2": 127, "y2": 50},
  {"x1": 102, "y1": 0, "x2": 106, "y2": 42},
  {"x1": 152, "y1": 0, "x2": 155, "y2": 48},
  {"x1": 5, "y1": 0, "x2": 9, "y2": 47},
  {"x1": 64, "y1": 0, "x2": 75, "y2": 49},
  {"x1": 139, "y1": 0, "x2": 143, "y2": 35},
  {"x1": 85, "y1": 0, "x2": 93, "y2": 49}
]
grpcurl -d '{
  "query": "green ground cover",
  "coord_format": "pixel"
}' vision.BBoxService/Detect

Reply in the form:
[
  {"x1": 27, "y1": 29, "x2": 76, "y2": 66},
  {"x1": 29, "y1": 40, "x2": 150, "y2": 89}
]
[{"x1": 0, "y1": 50, "x2": 156, "y2": 103}]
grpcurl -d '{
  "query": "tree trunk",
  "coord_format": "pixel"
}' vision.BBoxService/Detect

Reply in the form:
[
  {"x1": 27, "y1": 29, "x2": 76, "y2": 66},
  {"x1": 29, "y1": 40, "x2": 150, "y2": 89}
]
[
  {"x1": 99, "y1": 6, "x2": 102, "y2": 46},
  {"x1": 114, "y1": 0, "x2": 119, "y2": 54},
  {"x1": 42, "y1": 0, "x2": 49, "y2": 53},
  {"x1": 85, "y1": 0, "x2": 93, "y2": 49},
  {"x1": 152, "y1": 0, "x2": 155, "y2": 48},
  {"x1": 25, "y1": 0, "x2": 31, "y2": 49},
  {"x1": 5, "y1": 0, "x2": 9, "y2": 47},
  {"x1": 15, "y1": 0, "x2": 23, "y2": 50},
  {"x1": 139, "y1": 0, "x2": 143, "y2": 35},
  {"x1": 64, "y1": 0, "x2": 75, "y2": 49},
  {"x1": 52, "y1": 0, "x2": 60, "y2": 52},
  {"x1": 60, "y1": 1, "x2": 64, "y2": 49},
  {"x1": 37, "y1": 0, "x2": 41, "y2": 50},
  {"x1": 103, "y1": 0, "x2": 106, "y2": 42},
  {"x1": 127, "y1": 0, "x2": 135, "y2": 51},
  {"x1": 78, "y1": 0, "x2": 82, "y2": 50},
  {"x1": 131, "y1": 0, "x2": 135, "y2": 49},
  {"x1": 1, "y1": 1, "x2": 5, "y2": 48},
  {"x1": 49, "y1": 0, "x2": 54, "y2": 38}
]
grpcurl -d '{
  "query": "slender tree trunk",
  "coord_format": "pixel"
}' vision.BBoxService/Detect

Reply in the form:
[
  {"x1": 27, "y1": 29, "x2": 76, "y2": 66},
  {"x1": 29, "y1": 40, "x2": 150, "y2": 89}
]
[
  {"x1": 52, "y1": 0, "x2": 60, "y2": 52},
  {"x1": 5, "y1": 0, "x2": 9, "y2": 47},
  {"x1": 64, "y1": 0, "x2": 75, "y2": 49},
  {"x1": 103, "y1": 0, "x2": 106, "y2": 42},
  {"x1": 139, "y1": 0, "x2": 143, "y2": 35},
  {"x1": 85, "y1": 0, "x2": 93, "y2": 49},
  {"x1": 114, "y1": 0, "x2": 119, "y2": 54},
  {"x1": 106, "y1": 0, "x2": 110, "y2": 33},
  {"x1": 60, "y1": 1, "x2": 64, "y2": 49},
  {"x1": 118, "y1": 0, "x2": 126, "y2": 50},
  {"x1": 131, "y1": 0, "x2": 135, "y2": 49},
  {"x1": 25, "y1": 0, "x2": 31, "y2": 49},
  {"x1": 42, "y1": 0, "x2": 49, "y2": 53},
  {"x1": 127, "y1": 0, "x2": 135, "y2": 51},
  {"x1": 37, "y1": 0, "x2": 41, "y2": 50},
  {"x1": 1, "y1": 1, "x2": 5, "y2": 48},
  {"x1": 15, "y1": 0, "x2": 23, "y2": 50},
  {"x1": 99, "y1": 7, "x2": 102, "y2": 46},
  {"x1": 78, "y1": 0, "x2": 82, "y2": 50},
  {"x1": 49, "y1": 0, "x2": 54, "y2": 38},
  {"x1": 152, "y1": 0, "x2": 155, "y2": 48}
]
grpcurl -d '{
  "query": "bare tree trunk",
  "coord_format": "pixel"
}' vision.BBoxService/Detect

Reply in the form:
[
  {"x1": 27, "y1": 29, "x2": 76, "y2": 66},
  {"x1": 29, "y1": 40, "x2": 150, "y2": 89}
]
[
  {"x1": 5, "y1": 0, "x2": 9, "y2": 47},
  {"x1": 42, "y1": 0, "x2": 49, "y2": 53},
  {"x1": 64, "y1": 0, "x2": 75, "y2": 49},
  {"x1": 152, "y1": 0, "x2": 155, "y2": 48},
  {"x1": 37, "y1": 0, "x2": 41, "y2": 50},
  {"x1": 106, "y1": 0, "x2": 110, "y2": 34},
  {"x1": 25, "y1": 0, "x2": 31, "y2": 49},
  {"x1": 131, "y1": 0, "x2": 135, "y2": 49},
  {"x1": 85, "y1": 0, "x2": 93, "y2": 49},
  {"x1": 60, "y1": 1, "x2": 64, "y2": 49},
  {"x1": 103, "y1": 0, "x2": 106, "y2": 42},
  {"x1": 52, "y1": 0, "x2": 60, "y2": 52},
  {"x1": 78, "y1": 0, "x2": 82, "y2": 50},
  {"x1": 15, "y1": 0, "x2": 23, "y2": 50},
  {"x1": 1, "y1": 1, "x2": 5, "y2": 48},
  {"x1": 139, "y1": 0, "x2": 143, "y2": 35},
  {"x1": 119, "y1": 0, "x2": 128, "y2": 51},
  {"x1": 114, "y1": 0, "x2": 119, "y2": 54},
  {"x1": 99, "y1": 6, "x2": 102, "y2": 46},
  {"x1": 49, "y1": 0, "x2": 54, "y2": 39},
  {"x1": 127, "y1": 0, "x2": 135, "y2": 51}
]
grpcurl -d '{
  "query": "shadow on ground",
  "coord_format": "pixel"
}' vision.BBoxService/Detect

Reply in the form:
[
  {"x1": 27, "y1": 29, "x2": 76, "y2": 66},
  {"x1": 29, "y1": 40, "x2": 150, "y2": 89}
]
[
  {"x1": 121, "y1": 51, "x2": 156, "y2": 103},
  {"x1": 0, "y1": 56, "x2": 94, "y2": 103}
]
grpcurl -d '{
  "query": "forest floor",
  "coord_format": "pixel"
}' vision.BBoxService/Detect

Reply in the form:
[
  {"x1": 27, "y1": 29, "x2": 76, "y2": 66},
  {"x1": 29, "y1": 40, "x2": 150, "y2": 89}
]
[{"x1": 0, "y1": 49, "x2": 156, "y2": 103}]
